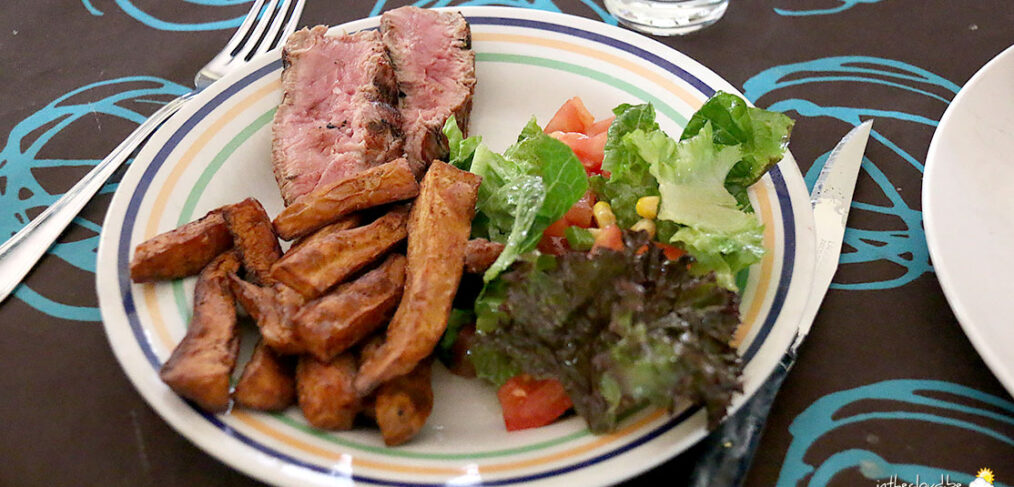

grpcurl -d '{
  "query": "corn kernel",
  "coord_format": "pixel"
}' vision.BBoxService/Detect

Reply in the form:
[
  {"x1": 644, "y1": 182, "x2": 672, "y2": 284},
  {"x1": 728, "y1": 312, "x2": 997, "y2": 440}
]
[
  {"x1": 587, "y1": 227, "x2": 602, "y2": 238},
  {"x1": 631, "y1": 219, "x2": 657, "y2": 238},
  {"x1": 592, "y1": 201, "x2": 616, "y2": 228},
  {"x1": 636, "y1": 196, "x2": 660, "y2": 219}
]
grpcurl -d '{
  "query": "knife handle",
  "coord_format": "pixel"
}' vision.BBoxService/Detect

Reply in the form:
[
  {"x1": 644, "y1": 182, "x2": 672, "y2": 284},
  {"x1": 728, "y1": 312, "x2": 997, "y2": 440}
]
[{"x1": 687, "y1": 350, "x2": 797, "y2": 487}]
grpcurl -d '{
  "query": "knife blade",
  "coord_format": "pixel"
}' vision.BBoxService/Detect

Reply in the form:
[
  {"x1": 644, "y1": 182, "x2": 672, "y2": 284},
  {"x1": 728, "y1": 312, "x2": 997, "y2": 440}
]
[
  {"x1": 687, "y1": 120, "x2": 873, "y2": 487},
  {"x1": 795, "y1": 119, "x2": 873, "y2": 349}
]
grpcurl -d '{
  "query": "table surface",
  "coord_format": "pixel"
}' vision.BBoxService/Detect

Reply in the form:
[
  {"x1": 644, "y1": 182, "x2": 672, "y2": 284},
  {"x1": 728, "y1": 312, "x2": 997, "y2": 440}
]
[{"x1": 2, "y1": 1, "x2": 1013, "y2": 486}]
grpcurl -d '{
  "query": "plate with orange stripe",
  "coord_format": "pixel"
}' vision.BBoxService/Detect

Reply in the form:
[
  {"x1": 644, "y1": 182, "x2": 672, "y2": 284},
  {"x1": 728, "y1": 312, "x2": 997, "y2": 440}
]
[{"x1": 96, "y1": 7, "x2": 815, "y2": 486}]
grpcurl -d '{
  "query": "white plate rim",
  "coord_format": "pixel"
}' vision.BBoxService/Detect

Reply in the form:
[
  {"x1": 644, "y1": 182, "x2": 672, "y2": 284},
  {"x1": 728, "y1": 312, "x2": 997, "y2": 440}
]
[{"x1": 924, "y1": 43, "x2": 1014, "y2": 398}]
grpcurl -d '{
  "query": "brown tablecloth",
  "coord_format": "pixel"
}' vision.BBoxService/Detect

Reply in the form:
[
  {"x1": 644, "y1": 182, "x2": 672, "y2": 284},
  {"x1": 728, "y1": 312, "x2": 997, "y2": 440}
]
[{"x1": 2, "y1": 1, "x2": 1012, "y2": 486}]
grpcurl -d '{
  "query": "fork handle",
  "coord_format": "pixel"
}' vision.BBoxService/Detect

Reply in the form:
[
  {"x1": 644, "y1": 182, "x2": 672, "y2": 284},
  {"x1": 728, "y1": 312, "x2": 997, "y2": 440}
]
[{"x1": 0, "y1": 91, "x2": 195, "y2": 305}]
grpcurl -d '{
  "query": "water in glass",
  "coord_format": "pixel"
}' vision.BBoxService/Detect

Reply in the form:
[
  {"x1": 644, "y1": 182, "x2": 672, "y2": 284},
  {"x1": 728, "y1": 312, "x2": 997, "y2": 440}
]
[{"x1": 604, "y1": 0, "x2": 729, "y2": 36}]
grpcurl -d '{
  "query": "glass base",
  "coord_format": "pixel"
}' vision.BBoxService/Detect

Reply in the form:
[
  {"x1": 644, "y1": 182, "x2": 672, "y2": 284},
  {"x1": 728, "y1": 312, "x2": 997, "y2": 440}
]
[{"x1": 604, "y1": 0, "x2": 729, "y2": 36}]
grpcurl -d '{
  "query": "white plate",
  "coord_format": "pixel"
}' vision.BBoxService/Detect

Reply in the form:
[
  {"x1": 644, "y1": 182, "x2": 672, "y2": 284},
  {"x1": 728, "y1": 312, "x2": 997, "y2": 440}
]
[
  {"x1": 96, "y1": 7, "x2": 815, "y2": 486},
  {"x1": 924, "y1": 44, "x2": 1014, "y2": 398}
]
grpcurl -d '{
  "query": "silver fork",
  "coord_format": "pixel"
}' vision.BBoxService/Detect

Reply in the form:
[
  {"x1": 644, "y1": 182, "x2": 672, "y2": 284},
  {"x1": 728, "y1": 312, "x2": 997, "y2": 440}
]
[{"x1": 0, "y1": 0, "x2": 305, "y2": 304}]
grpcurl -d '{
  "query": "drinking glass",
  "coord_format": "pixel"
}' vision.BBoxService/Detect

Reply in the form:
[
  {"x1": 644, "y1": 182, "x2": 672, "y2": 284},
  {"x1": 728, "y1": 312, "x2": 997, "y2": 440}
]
[{"x1": 603, "y1": 0, "x2": 729, "y2": 36}]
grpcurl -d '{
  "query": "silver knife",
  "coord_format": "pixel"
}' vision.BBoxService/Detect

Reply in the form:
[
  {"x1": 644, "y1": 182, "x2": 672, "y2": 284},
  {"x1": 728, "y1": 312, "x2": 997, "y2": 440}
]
[
  {"x1": 687, "y1": 119, "x2": 873, "y2": 486},
  {"x1": 799, "y1": 119, "x2": 874, "y2": 338}
]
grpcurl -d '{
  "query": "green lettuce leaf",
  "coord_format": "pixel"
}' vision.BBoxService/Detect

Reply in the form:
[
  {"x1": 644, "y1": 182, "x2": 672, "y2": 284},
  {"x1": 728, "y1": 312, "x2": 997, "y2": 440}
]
[
  {"x1": 590, "y1": 96, "x2": 785, "y2": 289},
  {"x1": 470, "y1": 232, "x2": 742, "y2": 432},
  {"x1": 443, "y1": 115, "x2": 482, "y2": 170},
  {"x1": 470, "y1": 254, "x2": 553, "y2": 386},
  {"x1": 630, "y1": 123, "x2": 764, "y2": 290},
  {"x1": 680, "y1": 92, "x2": 794, "y2": 206},
  {"x1": 468, "y1": 117, "x2": 588, "y2": 281},
  {"x1": 506, "y1": 118, "x2": 590, "y2": 222},
  {"x1": 602, "y1": 103, "x2": 660, "y2": 175},
  {"x1": 593, "y1": 103, "x2": 663, "y2": 230},
  {"x1": 469, "y1": 343, "x2": 522, "y2": 387}
]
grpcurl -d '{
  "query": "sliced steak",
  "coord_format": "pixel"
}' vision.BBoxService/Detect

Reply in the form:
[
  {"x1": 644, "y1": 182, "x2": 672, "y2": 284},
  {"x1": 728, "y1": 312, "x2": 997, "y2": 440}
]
[
  {"x1": 272, "y1": 26, "x2": 403, "y2": 206},
  {"x1": 381, "y1": 7, "x2": 475, "y2": 175}
]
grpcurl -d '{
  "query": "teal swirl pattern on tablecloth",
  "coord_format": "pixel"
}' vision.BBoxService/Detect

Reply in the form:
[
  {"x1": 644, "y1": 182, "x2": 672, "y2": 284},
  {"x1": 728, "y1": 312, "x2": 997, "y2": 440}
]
[
  {"x1": 81, "y1": 0, "x2": 254, "y2": 31},
  {"x1": 744, "y1": 57, "x2": 956, "y2": 290},
  {"x1": 774, "y1": 0, "x2": 887, "y2": 16},
  {"x1": 775, "y1": 380, "x2": 1014, "y2": 487},
  {"x1": 3, "y1": 1, "x2": 1011, "y2": 485},
  {"x1": 1, "y1": 76, "x2": 188, "y2": 320}
]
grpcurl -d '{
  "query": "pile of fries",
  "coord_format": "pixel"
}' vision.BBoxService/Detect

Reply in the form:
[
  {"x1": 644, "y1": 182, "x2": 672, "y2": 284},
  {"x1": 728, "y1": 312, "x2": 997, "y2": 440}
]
[{"x1": 131, "y1": 158, "x2": 500, "y2": 446}]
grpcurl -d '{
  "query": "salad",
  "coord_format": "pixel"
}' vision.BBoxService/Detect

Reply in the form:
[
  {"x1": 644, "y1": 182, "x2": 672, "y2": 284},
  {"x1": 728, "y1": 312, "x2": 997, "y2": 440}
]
[{"x1": 438, "y1": 92, "x2": 794, "y2": 433}]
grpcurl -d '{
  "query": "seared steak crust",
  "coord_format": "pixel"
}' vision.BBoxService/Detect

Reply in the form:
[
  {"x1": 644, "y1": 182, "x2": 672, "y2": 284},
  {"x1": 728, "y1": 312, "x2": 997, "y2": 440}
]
[
  {"x1": 381, "y1": 7, "x2": 475, "y2": 175},
  {"x1": 273, "y1": 26, "x2": 403, "y2": 205}
]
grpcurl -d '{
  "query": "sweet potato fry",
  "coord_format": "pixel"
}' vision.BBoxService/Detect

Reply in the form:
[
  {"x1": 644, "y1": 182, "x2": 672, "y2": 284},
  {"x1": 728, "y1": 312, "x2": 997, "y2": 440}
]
[
  {"x1": 464, "y1": 238, "x2": 504, "y2": 274},
  {"x1": 374, "y1": 360, "x2": 433, "y2": 446},
  {"x1": 271, "y1": 206, "x2": 409, "y2": 298},
  {"x1": 356, "y1": 335, "x2": 385, "y2": 422},
  {"x1": 159, "y1": 251, "x2": 241, "y2": 412},
  {"x1": 296, "y1": 353, "x2": 360, "y2": 430},
  {"x1": 130, "y1": 210, "x2": 233, "y2": 282},
  {"x1": 234, "y1": 339, "x2": 296, "y2": 411},
  {"x1": 274, "y1": 158, "x2": 419, "y2": 240},
  {"x1": 355, "y1": 328, "x2": 433, "y2": 445},
  {"x1": 223, "y1": 197, "x2": 282, "y2": 285},
  {"x1": 294, "y1": 254, "x2": 406, "y2": 362},
  {"x1": 355, "y1": 162, "x2": 480, "y2": 395},
  {"x1": 287, "y1": 214, "x2": 361, "y2": 254},
  {"x1": 229, "y1": 275, "x2": 306, "y2": 355}
]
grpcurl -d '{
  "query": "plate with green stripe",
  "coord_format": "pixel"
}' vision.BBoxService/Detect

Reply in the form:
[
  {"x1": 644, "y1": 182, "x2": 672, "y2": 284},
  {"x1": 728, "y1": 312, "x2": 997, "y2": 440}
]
[{"x1": 96, "y1": 6, "x2": 815, "y2": 487}]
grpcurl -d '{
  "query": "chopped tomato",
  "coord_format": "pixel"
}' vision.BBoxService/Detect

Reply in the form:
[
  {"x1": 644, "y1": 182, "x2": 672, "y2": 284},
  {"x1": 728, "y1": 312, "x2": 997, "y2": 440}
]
[
  {"x1": 586, "y1": 116, "x2": 615, "y2": 137},
  {"x1": 636, "y1": 242, "x2": 685, "y2": 260},
  {"x1": 574, "y1": 131, "x2": 607, "y2": 172},
  {"x1": 543, "y1": 218, "x2": 568, "y2": 238},
  {"x1": 539, "y1": 218, "x2": 570, "y2": 255},
  {"x1": 549, "y1": 130, "x2": 582, "y2": 145},
  {"x1": 591, "y1": 224, "x2": 623, "y2": 252},
  {"x1": 564, "y1": 191, "x2": 596, "y2": 228},
  {"x1": 497, "y1": 374, "x2": 573, "y2": 431},
  {"x1": 538, "y1": 234, "x2": 570, "y2": 255},
  {"x1": 655, "y1": 242, "x2": 685, "y2": 260},
  {"x1": 538, "y1": 191, "x2": 596, "y2": 254},
  {"x1": 549, "y1": 130, "x2": 607, "y2": 175},
  {"x1": 544, "y1": 97, "x2": 595, "y2": 134}
]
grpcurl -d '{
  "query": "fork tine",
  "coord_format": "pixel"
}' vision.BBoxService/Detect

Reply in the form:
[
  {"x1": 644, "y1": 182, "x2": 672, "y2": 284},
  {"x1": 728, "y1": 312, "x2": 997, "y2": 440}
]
[
  {"x1": 221, "y1": 0, "x2": 269, "y2": 59},
  {"x1": 232, "y1": 0, "x2": 282, "y2": 63},
  {"x1": 255, "y1": 0, "x2": 300, "y2": 57},
  {"x1": 280, "y1": 0, "x2": 307, "y2": 46},
  {"x1": 263, "y1": 0, "x2": 306, "y2": 53}
]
